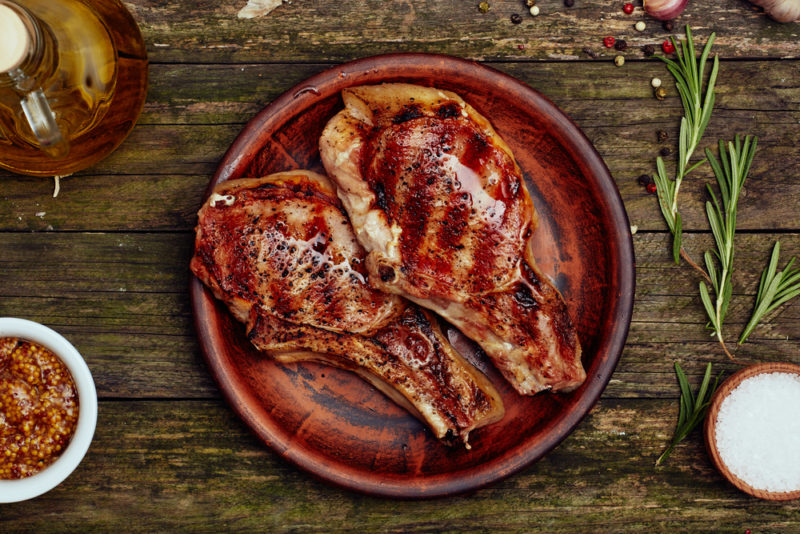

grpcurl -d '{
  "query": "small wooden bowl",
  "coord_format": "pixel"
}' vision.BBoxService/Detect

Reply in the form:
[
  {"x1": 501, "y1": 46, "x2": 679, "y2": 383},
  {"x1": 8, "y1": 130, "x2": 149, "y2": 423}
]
[{"x1": 705, "y1": 362, "x2": 800, "y2": 501}]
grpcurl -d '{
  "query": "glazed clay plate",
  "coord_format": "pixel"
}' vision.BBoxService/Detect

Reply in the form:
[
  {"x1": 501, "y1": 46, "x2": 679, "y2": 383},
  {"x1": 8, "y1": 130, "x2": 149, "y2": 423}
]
[{"x1": 190, "y1": 53, "x2": 634, "y2": 498}]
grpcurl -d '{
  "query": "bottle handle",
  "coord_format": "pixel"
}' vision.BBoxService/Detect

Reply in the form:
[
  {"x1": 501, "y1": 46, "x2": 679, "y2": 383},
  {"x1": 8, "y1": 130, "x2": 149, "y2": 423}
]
[{"x1": 18, "y1": 85, "x2": 69, "y2": 158}]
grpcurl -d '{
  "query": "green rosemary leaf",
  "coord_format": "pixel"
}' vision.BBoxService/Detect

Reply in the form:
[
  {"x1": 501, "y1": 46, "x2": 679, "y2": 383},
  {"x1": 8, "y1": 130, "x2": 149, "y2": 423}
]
[
  {"x1": 656, "y1": 362, "x2": 721, "y2": 466},
  {"x1": 699, "y1": 282, "x2": 717, "y2": 330},
  {"x1": 700, "y1": 135, "x2": 757, "y2": 355},
  {"x1": 739, "y1": 241, "x2": 800, "y2": 344},
  {"x1": 652, "y1": 26, "x2": 717, "y2": 266},
  {"x1": 672, "y1": 213, "x2": 682, "y2": 264}
]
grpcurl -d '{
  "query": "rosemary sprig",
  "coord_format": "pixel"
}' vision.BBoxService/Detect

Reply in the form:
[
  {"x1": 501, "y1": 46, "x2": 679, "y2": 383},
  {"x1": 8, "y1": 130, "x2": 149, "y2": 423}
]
[
  {"x1": 656, "y1": 362, "x2": 721, "y2": 467},
  {"x1": 653, "y1": 26, "x2": 719, "y2": 264},
  {"x1": 698, "y1": 135, "x2": 757, "y2": 359},
  {"x1": 738, "y1": 241, "x2": 800, "y2": 344}
]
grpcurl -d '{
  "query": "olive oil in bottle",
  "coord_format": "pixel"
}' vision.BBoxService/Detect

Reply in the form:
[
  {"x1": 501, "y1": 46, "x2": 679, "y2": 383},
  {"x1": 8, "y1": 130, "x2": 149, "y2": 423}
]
[{"x1": 0, "y1": 0, "x2": 148, "y2": 176}]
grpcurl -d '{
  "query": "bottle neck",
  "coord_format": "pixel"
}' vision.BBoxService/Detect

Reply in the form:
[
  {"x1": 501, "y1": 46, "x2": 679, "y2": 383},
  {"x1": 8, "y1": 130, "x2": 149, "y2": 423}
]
[{"x1": 0, "y1": 2, "x2": 41, "y2": 77}]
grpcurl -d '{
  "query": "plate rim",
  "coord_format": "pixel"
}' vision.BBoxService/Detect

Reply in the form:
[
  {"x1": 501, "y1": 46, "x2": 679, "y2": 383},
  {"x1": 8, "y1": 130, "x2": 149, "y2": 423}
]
[{"x1": 190, "y1": 52, "x2": 635, "y2": 498}]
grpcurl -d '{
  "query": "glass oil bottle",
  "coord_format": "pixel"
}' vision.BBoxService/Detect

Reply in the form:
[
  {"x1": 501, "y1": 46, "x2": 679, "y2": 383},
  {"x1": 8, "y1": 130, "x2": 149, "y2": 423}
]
[{"x1": 0, "y1": 0, "x2": 148, "y2": 176}]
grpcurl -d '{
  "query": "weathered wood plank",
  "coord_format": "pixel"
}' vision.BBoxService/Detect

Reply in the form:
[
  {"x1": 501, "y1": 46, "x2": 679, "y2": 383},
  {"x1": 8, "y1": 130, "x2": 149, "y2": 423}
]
[
  {"x1": 0, "y1": 399, "x2": 797, "y2": 532},
  {"x1": 125, "y1": 0, "x2": 800, "y2": 63},
  {"x1": 2, "y1": 60, "x2": 798, "y2": 231}
]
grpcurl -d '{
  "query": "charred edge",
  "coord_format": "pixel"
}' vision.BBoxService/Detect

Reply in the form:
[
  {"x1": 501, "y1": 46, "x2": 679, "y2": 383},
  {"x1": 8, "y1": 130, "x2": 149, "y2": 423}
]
[
  {"x1": 436, "y1": 102, "x2": 461, "y2": 119},
  {"x1": 374, "y1": 181, "x2": 388, "y2": 211},
  {"x1": 378, "y1": 264, "x2": 396, "y2": 283},
  {"x1": 392, "y1": 104, "x2": 425, "y2": 124},
  {"x1": 513, "y1": 283, "x2": 539, "y2": 310},
  {"x1": 520, "y1": 261, "x2": 543, "y2": 291}
]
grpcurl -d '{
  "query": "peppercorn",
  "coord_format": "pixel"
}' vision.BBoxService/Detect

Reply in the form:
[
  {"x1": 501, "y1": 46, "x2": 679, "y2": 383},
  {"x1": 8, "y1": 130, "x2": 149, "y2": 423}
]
[
  {"x1": 642, "y1": 44, "x2": 655, "y2": 57},
  {"x1": 657, "y1": 129, "x2": 668, "y2": 142},
  {"x1": 614, "y1": 39, "x2": 628, "y2": 51},
  {"x1": 530, "y1": 5, "x2": 540, "y2": 15},
  {"x1": 635, "y1": 20, "x2": 646, "y2": 31},
  {"x1": 646, "y1": 182, "x2": 658, "y2": 194},
  {"x1": 526, "y1": 0, "x2": 536, "y2": 6},
  {"x1": 662, "y1": 40, "x2": 675, "y2": 54},
  {"x1": 478, "y1": 1, "x2": 490, "y2": 13},
  {"x1": 663, "y1": 20, "x2": 674, "y2": 32},
  {"x1": 623, "y1": 2, "x2": 634, "y2": 14},
  {"x1": 638, "y1": 174, "x2": 652, "y2": 186},
  {"x1": 651, "y1": 77, "x2": 662, "y2": 88},
  {"x1": 660, "y1": 147, "x2": 672, "y2": 157},
  {"x1": 603, "y1": 36, "x2": 616, "y2": 48},
  {"x1": 564, "y1": 0, "x2": 575, "y2": 6},
  {"x1": 614, "y1": 55, "x2": 625, "y2": 67},
  {"x1": 582, "y1": 47, "x2": 597, "y2": 58},
  {"x1": 655, "y1": 86, "x2": 668, "y2": 100},
  {"x1": 511, "y1": 13, "x2": 523, "y2": 24}
]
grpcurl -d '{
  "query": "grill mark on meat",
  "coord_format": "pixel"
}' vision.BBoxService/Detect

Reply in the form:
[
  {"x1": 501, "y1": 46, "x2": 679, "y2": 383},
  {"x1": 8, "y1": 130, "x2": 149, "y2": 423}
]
[{"x1": 191, "y1": 171, "x2": 505, "y2": 445}]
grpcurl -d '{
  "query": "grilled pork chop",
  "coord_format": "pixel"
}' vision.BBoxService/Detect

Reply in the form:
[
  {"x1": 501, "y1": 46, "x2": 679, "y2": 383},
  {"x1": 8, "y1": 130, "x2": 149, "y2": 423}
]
[
  {"x1": 190, "y1": 170, "x2": 504, "y2": 446},
  {"x1": 320, "y1": 83, "x2": 585, "y2": 395}
]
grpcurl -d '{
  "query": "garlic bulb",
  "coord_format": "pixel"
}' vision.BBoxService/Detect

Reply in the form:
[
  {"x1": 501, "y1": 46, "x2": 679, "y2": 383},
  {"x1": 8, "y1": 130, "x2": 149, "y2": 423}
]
[
  {"x1": 643, "y1": 0, "x2": 688, "y2": 20},
  {"x1": 749, "y1": 0, "x2": 800, "y2": 22}
]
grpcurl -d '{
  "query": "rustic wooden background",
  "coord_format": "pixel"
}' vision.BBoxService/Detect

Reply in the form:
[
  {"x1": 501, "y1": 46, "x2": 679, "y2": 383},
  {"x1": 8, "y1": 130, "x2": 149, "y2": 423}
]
[{"x1": 1, "y1": 0, "x2": 799, "y2": 531}]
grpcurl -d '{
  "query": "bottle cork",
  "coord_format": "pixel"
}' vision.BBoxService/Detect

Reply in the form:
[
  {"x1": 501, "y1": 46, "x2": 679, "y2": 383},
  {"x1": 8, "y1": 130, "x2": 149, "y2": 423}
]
[{"x1": 0, "y1": 4, "x2": 30, "y2": 73}]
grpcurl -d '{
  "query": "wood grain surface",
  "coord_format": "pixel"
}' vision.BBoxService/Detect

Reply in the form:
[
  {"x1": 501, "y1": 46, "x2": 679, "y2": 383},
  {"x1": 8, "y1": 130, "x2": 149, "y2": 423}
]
[{"x1": 1, "y1": 0, "x2": 799, "y2": 530}]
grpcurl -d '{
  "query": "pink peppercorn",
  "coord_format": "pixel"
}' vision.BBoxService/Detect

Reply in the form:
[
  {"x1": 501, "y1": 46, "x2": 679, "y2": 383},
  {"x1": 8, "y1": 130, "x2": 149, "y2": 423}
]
[
  {"x1": 623, "y1": 3, "x2": 634, "y2": 14},
  {"x1": 646, "y1": 182, "x2": 657, "y2": 194},
  {"x1": 603, "y1": 36, "x2": 616, "y2": 48},
  {"x1": 662, "y1": 40, "x2": 675, "y2": 54}
]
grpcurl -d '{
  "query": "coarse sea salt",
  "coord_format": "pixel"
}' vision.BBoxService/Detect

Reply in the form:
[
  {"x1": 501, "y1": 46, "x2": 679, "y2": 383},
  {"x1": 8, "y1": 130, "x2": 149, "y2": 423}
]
[{"x1": 714, "y1": 372, "x2": 800, "y2": 493}]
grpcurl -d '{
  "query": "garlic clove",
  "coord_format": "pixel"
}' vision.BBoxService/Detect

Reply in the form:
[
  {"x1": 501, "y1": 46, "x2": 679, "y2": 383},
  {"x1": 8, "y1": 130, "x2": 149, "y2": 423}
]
[{"x1": 749, "y1": 0, "x2": 800, "y2": 22}]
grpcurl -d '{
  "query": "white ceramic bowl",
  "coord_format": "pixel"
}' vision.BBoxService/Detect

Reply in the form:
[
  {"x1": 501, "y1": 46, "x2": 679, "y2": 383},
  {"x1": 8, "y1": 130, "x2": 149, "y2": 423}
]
[{"x1": 0, "y1": 317, "x2": 97, "y2": 503}]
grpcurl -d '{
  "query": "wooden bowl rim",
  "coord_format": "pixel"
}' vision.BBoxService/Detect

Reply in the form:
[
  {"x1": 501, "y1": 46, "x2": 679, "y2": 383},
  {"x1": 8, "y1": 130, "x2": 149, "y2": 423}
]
[{"x1": 704, "y1": 362, "x2": 800, "y2": 501}]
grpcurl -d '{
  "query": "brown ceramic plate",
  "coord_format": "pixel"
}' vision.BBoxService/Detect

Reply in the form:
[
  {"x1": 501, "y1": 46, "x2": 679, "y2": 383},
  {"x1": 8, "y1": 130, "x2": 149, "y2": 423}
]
[{"x1": 190, "y1": 53, "x2": 634, "y2": 498}]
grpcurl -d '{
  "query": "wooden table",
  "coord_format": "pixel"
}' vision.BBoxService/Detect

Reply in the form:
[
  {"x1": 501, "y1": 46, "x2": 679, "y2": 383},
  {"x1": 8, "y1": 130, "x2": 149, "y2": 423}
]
[{"x1": 2, "y1": 0, "x2": 799, "y2": 530}]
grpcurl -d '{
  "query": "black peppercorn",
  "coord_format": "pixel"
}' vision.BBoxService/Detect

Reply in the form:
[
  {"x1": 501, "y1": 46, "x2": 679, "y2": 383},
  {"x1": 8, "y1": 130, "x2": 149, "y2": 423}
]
[
  {"x1": 663, "y1": 20, "x2": 674, "y2": 32},
  {"x1": 642, "y1": 44, "x2": 655, "y2": 57},
  {"x1": 582, "y1": 46, "x2": 597, "y2": 58},
  {"x1": 614, "y1": 39, "x2": 628, "y2": 51},
  {"x1": 511, "y1": 13, "x2": 523, "y2": 24},
  {"x1": 564, "y1": 0, "x2": 575, "y2": 6},
  {"x1": 657, "y1": 130, "x2": 669, "y2": 143},
  {"x1": 638, "y1": 174, "x2": 652, "y2": 186},
  {"x1": 660, "y1": 147, "x2": 672, "y2": 157}
]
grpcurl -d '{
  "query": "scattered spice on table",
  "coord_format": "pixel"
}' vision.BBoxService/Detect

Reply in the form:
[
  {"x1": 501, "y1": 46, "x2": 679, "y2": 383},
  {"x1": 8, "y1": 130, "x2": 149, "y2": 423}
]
[
  {"x1": 603, "y1": 36, "x2": 616, "y2": 47},
  {"x1": 651, "y1": 77, "x2": 663, "y2": 88},
  {"x1": 529, "y1": 5, "x2": 540, "y2": 16},
  {"x1": 623, "y1": 2, "x2": 635, "y2": 13},
  {"x1": 478, "y1": 1, "x2": 490, "y2": 13},
  {"x1": 511, "y1": 13, "x2": 523, "y2": 23},
  {"x1": 614, "y1": 39, "x2": 628, "y2": 51},
  {"x1": 564, "y1": 0, "x2": 574, "y2": 6},
  {"x1": 663, "y1": 20, "x2": 674, "y2": 31},
  {"x1": 638, "y1": 174, "x2": 652, "y2": 186},
  {"x1": 635, "y1": 20, "x2": 646, "y2": 31},
  {"x1": 662, "y1": 39, "x2": 676, "y2": 53},
  {"x1": 656, "y1": 128, "x2": 668, "y2": 141},
  {"x1": 655, "y1": 86, "x2": 668, "y2": 99},
  {"x1": 660, "y1": 147, "x2": 672, "y2": 157},
  {"x1": 642, "y1": 44, "x2": 656, "y2": 56},
  {"x1": 614, "y1": 55, "x2": 625, "y2": 66}
]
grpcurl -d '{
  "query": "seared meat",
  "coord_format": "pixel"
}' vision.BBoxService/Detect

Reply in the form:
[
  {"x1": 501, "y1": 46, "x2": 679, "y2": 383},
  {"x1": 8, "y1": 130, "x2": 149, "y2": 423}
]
[
  {"x1": 320, "y1": 84, "x2": 585, "y2": 395},
  {"x1": 190, "y1": 170, "x2": 504, "y2": 446}
]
